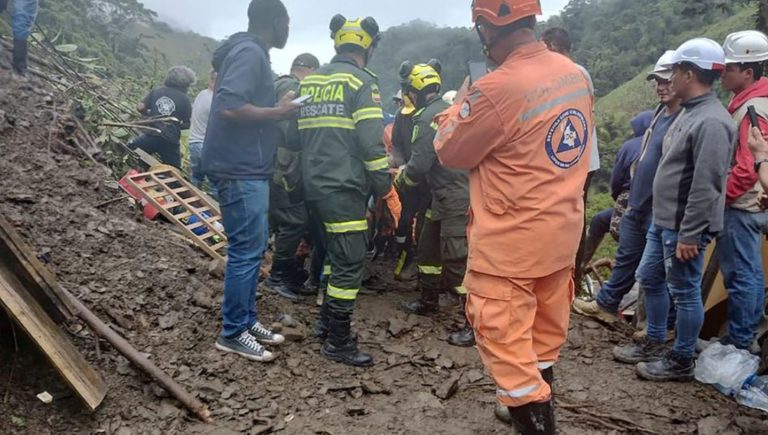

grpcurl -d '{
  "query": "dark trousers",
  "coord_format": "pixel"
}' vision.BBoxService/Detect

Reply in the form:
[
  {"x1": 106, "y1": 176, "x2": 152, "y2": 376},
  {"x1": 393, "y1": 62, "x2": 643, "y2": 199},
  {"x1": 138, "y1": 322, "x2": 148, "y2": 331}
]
[
  {"x1": 270, "y1": 203, "x2": 308, "y2": 264},
  {"x1": 310, "y1": 190, "x2": 369, "y2": 315},
  {"x1": 417, "y1": 214, "x2": 469, "y2": 295},
  {"x1": 128, "y1": 134, "x2": 181, "y2": 168}
]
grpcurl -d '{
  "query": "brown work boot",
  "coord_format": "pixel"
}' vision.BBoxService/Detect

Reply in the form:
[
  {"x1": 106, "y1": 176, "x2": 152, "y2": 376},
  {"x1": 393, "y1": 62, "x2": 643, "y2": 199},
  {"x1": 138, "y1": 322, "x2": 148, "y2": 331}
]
[{"x1": 572, "y1": 299, "x2": 618, "y2": 324}]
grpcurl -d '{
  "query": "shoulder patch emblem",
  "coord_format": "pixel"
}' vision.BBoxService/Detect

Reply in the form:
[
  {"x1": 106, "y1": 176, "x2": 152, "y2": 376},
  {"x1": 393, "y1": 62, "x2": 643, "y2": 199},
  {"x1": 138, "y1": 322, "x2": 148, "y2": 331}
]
[
  {"x1": 459, "y1": 101, "x2": 471, "y2": 119},
  {"x1": 545, "y1": 109, "x2": 589, "y2": 169}
]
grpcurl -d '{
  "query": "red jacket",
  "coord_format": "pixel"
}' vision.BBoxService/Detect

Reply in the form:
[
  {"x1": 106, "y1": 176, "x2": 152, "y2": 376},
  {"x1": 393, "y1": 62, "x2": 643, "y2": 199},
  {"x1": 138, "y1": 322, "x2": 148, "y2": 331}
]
[{"x1": 727, "y1": 78, "x2": 768, "y2": 206}]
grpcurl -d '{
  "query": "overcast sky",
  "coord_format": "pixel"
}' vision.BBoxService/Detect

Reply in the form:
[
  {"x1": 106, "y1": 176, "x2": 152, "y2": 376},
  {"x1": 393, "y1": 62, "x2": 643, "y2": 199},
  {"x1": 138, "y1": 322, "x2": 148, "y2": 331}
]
[{"x1": 139, "y1": 0, "x2": 570, "y2": 74}]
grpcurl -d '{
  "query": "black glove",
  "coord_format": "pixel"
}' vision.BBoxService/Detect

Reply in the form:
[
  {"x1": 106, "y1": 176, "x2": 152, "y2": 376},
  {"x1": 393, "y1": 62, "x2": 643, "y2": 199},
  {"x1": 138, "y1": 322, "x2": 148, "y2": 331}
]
[{"x1": 0, "y1": 0, "x2": 8, "y2": 13}]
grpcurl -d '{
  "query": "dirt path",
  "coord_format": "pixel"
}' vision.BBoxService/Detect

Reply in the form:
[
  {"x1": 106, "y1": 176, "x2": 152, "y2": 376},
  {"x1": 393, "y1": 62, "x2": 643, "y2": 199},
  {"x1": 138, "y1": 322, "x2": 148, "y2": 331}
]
[{"x1": 0, "y1": 68, "x2": 766, "y2": 435}]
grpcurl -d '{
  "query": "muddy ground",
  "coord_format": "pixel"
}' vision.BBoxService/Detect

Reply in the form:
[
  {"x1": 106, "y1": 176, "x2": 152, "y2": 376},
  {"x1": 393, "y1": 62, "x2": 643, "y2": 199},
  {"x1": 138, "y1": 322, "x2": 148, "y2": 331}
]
[{"x1": 1, "y1": 62, "x2": 768, "y2": 435}]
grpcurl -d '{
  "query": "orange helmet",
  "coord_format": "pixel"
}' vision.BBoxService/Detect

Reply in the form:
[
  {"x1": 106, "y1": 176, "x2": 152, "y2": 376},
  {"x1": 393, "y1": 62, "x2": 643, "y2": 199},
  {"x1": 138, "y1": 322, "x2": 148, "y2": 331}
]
[{"x1": 472, "y1": 0, "x2": 542, "y2": 26}]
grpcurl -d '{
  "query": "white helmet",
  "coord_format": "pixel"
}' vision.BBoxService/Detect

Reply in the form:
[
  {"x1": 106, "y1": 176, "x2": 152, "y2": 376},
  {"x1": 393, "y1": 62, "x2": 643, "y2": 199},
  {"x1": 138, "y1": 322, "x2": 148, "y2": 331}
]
[
  {"x1": 724, "y1": 30, "x2": 768, "y2": 64},
  {"x1": 647, "y1": 50, "x2": 676, "y2": 81},
  {"x1": 662, "y1": 38, "x2": 726, "y2": 72},
  {"x1": 442, "y1": 90, "x2": 457, "y2": 105}
]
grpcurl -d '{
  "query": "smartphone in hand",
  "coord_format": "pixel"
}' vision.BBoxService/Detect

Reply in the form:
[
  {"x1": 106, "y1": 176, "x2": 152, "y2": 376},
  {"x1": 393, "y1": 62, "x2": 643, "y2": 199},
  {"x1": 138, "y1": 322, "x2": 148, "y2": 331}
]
[
  {"x1": 468, "y1": 62, "x2": 488, "y2": 85},
  {"x1": 292, "y1": 94, "x2": 312, "y2": 105}
]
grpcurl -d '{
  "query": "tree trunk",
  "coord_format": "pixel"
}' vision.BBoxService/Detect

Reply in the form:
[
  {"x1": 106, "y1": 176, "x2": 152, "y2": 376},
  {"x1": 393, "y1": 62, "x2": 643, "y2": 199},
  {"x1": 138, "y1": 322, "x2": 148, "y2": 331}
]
[{"x1": 758, "y1": 0, "x2": 768, "y2": 34}]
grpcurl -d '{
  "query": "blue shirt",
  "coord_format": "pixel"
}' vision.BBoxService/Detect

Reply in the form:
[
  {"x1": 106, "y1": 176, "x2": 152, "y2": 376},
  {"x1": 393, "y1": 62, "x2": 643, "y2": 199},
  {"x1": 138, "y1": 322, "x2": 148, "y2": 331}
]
[
  {"x1": 629, "y1": 111, "x2": 678, "y2": 214},
  {"x1": 202, "y1": 33, "x2": 278, "y2": 180}
]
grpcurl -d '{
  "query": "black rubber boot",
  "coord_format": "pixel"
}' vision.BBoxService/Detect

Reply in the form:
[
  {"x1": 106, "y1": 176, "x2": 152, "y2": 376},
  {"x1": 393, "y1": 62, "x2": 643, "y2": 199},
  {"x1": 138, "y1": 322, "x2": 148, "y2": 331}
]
[
  {"x1": 506, "y1": 400, "x2": 556, "y2": 435},
  {"x1": 289, "y1": 258, "x2": 310, "y2": 287},
  {"x1": 636, "y1": 351, "x2": 695, "y2": 382},
  {"x1": 12, "y1": 38, "x2": 28, "y2": 77},
  {"x1": 264, "y1": 260, "x2": 301, "y2": 301},
  {"x1": 448, "y1": 320, "x2": 476, "y2": 347},
  {"x1": 321, "y1": 310, "x2": 373, "y2": 367},
  {"x1": 448, "y1": 296, "x2": 476, "y2": 347},
  {"x1": 313, "y1": 302, "x2": 331, "y2": 340},
  {"x1": 495, "y1": 368, "x2": 555, "y2": 426},
  {"x1": 541, "y1": 367, "x2": 554, "y2": 392},
  {"x1": 402, "y1": 285, "x2": 440, "y2": 316}
]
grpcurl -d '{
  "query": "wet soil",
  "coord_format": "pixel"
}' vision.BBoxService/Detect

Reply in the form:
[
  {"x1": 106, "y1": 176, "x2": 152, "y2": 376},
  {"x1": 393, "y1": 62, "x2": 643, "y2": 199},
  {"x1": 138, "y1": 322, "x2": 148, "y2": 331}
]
[{"x1": 0, "y1": 64, "x2": 767, "y2": 435}]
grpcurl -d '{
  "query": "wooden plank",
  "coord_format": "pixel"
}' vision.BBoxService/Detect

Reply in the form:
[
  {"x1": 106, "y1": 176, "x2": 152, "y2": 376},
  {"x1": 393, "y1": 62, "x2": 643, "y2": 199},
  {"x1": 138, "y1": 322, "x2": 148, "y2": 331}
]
[
  {"x1": 210, "y1": 241, "x2": 227, "y2": 253},
  {"x1": 0, "y1": 264, "x2": 106, "y2": 410},
  {"x1": 0, "y1": 216, "x2": 74, "y2": 320},
  {"x1": 134, "y1": 181, "x2": 159, "y2": 190},
  {"x1": 186, "y1": 221, "x2": 205, "y2": 231},
  {"x1": 132, "y1": 148, "x2": 162, "y2": 169},
  {"x1": 161, "y1": 201, "x2": 183, "y2": 210}
]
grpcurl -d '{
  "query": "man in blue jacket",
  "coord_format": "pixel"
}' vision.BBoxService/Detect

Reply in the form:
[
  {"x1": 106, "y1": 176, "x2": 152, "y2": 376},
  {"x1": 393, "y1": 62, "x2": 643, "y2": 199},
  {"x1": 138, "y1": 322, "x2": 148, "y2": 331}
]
[
  {"x1": 202, "y1": 0, "x2": 301, "y2": 362},
  {"x1": 575, "y1": 51, "x2": 682, "y2": 326},
  {"x1": 579, "y1": 112, "x2": 651, "y2": 271}
]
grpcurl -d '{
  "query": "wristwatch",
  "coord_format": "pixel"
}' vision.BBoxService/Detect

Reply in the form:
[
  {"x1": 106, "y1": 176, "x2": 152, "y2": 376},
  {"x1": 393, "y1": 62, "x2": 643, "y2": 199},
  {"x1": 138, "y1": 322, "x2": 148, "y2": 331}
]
[{"x1": 755, "y1": 159, "x2": 768, "y2": 174}]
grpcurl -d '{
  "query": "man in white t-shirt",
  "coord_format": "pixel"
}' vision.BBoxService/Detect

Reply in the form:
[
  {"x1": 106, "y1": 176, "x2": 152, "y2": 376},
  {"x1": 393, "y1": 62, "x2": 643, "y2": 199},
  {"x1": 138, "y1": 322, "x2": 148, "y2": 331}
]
[
  {"x1": 188, "y1": 70, "x2": 217, "y2": 189},
  {"x1": 541, "y1": 27, "x2": 600, "y2": 288}
]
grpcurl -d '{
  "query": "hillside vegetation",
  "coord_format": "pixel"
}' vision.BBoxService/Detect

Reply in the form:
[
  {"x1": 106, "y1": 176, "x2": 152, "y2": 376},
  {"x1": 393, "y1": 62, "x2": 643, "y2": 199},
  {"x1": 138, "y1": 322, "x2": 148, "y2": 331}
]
[{"x1": 594, "y1": 5, "x2": 758, "y2": 182}]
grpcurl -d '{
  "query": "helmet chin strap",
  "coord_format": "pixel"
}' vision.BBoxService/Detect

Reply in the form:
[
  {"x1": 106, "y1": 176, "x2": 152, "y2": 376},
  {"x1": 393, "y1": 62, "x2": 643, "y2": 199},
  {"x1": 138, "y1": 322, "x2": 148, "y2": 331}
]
[{"x1": 476, "y1": 24, "x2": 501, "y2": 67}]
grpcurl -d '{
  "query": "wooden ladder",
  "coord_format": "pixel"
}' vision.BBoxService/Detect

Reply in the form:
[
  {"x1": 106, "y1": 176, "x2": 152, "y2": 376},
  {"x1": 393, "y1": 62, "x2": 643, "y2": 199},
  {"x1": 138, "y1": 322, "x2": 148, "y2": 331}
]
[{"x1": 123, "y1": 166, "x2": 227, "y2": 261}]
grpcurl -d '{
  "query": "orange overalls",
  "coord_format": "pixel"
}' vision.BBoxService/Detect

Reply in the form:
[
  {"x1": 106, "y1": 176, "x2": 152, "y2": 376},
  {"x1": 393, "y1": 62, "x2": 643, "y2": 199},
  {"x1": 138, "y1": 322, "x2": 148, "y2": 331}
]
[{"x1": 434, "y1": 42, "x2": 593, "y2": 407}]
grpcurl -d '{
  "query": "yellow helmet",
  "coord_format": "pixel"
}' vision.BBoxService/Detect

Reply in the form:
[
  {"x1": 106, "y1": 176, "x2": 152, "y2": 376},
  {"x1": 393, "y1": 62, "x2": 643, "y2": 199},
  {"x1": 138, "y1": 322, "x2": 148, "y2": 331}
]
[
  {"x1": 330, "y1": 15, "x2": 380, "y2": 51},
  {"x1": 399, "y1": 60, "x2": 443, "y2": 92}
]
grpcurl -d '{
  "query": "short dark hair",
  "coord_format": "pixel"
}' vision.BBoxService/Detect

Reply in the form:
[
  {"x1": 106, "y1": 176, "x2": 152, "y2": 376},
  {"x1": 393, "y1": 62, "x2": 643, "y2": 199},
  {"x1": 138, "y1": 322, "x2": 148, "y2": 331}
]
[
  {"x1": 336, "y1": 44, "x2": 367, "y2": 57},
  {"x1": 292, "y1": 53, "x2": 320, "y2": 70},
  {"x1": 678, "y1": 62, "x2": 721, "y2": 86},
  {"x1": 736, "y1": 62, "x2": 765, "y2": 81},
  {"x1": 248, "y1": 0, "x2": 287, "y2": 30},
  {"x1": 541, "y1": 27, "x2": 572, "y2": 53}
]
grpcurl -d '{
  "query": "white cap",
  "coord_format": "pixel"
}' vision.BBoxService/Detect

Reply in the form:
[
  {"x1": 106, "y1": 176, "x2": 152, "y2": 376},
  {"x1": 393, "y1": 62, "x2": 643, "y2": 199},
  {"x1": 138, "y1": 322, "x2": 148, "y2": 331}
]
[
  {"x1": 724, "y1": 30, "x2": 768, "y2": 64},
  {"x1": 662, "y1": 38, "x2": 726, "y2": 72},
  {"x1": 442, "y1": 90, "x2": 457, "y2": 105},
  {"x1": 647, "y1": 50, "x2": 676, "y2": 81}
]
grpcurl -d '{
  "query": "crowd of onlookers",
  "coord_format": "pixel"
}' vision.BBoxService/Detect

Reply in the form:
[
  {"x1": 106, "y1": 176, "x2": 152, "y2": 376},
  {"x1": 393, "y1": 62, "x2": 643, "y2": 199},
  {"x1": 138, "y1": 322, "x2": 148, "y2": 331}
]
[{"x1": 576, "y1": 31, "x2": 768, "y2": 383}]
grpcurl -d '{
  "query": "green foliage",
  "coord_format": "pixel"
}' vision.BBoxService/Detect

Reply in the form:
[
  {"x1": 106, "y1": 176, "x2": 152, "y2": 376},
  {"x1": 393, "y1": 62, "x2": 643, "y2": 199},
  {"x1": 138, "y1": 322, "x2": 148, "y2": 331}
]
[
  {"x1": 0, "y1": 0, "x2": 216, "y2": 176},
  {"x1": 368, "y1": 20, "x2": 485, "y2": 111},
  {"x1": 592, "y1": 5, "x2": 757, "y2": 192},
  {"x1": 586, "y1": 192, "x2": 618, "y2": 262},
  {"x1": 547, "y1": 0, "x2": 754, "y2": 97}
]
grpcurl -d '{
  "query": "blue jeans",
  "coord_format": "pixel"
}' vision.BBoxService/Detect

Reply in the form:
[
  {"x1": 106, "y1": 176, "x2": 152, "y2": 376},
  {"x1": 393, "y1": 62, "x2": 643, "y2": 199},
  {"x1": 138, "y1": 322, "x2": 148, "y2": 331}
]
[
  {"x1": 597, "y1": 209, "x2": 652, "y2": 312},
  {"x1": 211, "y1": 178, "x2": 270, "y2": 339},
  {"x1": 637, "y1": 224, "x2": 712, "y2": 358},
  {"x1": 11, "y1": 0, "x2": 39, "y2": 40},
  {"x1": 189, "y1": 142, "x2": 205, "y2": 188},
  {"x1": 717, "y1": 208, "x2": 768, "y2": 349},
  {"x1": 189, "y1": 141, "x2": 217, "y2": 199}
]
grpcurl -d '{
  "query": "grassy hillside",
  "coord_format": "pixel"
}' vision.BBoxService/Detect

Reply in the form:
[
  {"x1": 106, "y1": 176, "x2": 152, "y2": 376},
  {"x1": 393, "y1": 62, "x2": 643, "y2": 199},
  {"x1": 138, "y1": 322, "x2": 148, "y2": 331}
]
[
  {"x1": 594, "y1": 5, "x2": 757, "y2": 176},
  {"x1": 130, "y1": 21, "x2": 218, "y2": 79}
]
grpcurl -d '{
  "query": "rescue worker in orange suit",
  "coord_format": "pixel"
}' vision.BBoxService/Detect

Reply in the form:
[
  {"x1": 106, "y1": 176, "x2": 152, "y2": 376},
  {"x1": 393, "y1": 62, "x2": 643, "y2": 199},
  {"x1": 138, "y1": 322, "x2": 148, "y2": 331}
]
[
  {"x1": 434, "y1": 1, "x2": 593, "y2": 433},
  {"x1": 394, "y1": 60, "x2": 475, "y2": 347}
]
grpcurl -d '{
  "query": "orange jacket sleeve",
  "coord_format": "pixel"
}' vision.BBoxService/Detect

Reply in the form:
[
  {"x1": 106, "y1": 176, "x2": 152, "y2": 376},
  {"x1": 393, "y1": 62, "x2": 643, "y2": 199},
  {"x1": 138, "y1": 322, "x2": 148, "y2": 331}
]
[{"x1": 434, "y1": 89, "x2": 507, "y2": 170}]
